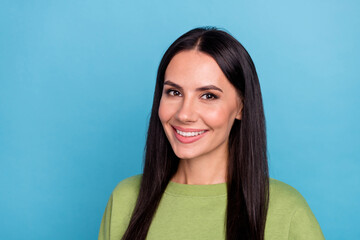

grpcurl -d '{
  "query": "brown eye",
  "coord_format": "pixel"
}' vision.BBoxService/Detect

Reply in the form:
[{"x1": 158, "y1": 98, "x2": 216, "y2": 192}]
[
  {"x1": 166, "y1": 89, "x2": 182, "y2": 96},
  {"x1": 201, "y1": 93, "x2": 218, "y2": 100}
]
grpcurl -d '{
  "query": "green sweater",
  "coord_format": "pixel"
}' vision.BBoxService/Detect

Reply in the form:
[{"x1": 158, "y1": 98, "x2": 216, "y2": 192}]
[{"x1": 98, "y1": 174, "x2": 325, "y2": 240}]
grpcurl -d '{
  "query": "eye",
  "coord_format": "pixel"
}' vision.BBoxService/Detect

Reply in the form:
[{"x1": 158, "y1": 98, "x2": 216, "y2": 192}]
[
  {"x1": 201, "y1": 93, "x2": 218, "y2": 100},
  {"x1": 166, "y1": 89, "x2": 182, "y2": 96}
]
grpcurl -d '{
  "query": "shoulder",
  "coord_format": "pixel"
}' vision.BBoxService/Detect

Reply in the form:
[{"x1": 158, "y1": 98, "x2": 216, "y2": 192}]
[
  {"x1": 267, "y1": 178, "x2": 325, "y2": 239},
  {"x1": 112, "y1": 174, "x2": 143, "y2": 199},
  {"x1": 99, "y1": 174, "x2": 144, "y2": 239},
  {"x1": 269, "y1": 178, "x2": 309, "y2": 210},
  {"x1": 107, "y1": 174, "x2": 143, "y2": 220}
]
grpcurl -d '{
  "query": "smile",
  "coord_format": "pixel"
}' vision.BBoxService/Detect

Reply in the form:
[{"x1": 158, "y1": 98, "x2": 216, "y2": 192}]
[
  {"x1": 176, "y1": 129, "x2": 206, "y2": 137},
  {"x1": 172, "y1": 126, "x2": 208, "y2": 144}
]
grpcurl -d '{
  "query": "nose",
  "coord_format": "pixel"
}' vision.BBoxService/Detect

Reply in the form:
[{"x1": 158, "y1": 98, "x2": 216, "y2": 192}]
[{"x1": 175, "y1": 96, "x2": 197, "y2": 123}]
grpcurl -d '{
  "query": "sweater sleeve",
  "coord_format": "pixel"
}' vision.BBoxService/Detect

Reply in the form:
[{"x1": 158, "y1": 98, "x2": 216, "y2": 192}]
[
  {"x1": 98, "y1": 194, "x2": 113, "y2": 240},
  {"x1": 97, "y1": 175, "x2": 142, "y2": 240},
  {"x1": 288, "y1": 206, "x2": 325, "y2": 240}
]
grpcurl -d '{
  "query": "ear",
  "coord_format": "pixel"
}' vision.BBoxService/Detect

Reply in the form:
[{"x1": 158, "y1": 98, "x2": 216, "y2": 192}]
[
  {"x1": 235, "y1": 109, "x2": 242, "y2": 120},
  {"x1": 235, "y1": 98, "x2": 243, "y2": 120}
]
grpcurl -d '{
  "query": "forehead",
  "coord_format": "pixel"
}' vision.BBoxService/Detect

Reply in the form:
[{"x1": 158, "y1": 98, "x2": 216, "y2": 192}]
[{"x1": 164, "y1": 50, "x2": 230, "y2": 88}]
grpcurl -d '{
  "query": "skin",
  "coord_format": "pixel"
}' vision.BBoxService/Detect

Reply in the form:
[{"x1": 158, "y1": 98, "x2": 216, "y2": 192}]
[{"x1": 158, "y1": 50, "x2": 243, "y2": 185}]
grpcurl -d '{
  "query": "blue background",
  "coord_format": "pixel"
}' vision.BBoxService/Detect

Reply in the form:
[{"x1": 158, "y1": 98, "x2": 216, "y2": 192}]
[{"x1": 1, "y1": 0, "x2": 359, "y2": 239}]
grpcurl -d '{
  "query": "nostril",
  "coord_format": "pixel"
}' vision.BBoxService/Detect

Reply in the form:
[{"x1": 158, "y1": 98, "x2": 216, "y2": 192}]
[{"x1": 175, "y1": 107, "x2": 197, "y2": 122}]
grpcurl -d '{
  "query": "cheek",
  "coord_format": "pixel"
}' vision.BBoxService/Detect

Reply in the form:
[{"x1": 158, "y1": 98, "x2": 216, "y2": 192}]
[
  {"x1": 158, "y1": 98, "x2": 174, "y2": 123},
  {"x1": 203, "y1": 105, "x2": 236, "y2": 130}
]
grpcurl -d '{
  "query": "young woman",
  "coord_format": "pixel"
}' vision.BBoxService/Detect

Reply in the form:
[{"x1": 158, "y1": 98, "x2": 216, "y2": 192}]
[{"x1": 98, "y1": 27, "x2": 325, "y2": 240}]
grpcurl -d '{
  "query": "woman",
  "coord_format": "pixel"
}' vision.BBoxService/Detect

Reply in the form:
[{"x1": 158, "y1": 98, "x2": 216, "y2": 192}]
[{"x1": 98, "y1": 27, "x2": 325, "y2": 240}]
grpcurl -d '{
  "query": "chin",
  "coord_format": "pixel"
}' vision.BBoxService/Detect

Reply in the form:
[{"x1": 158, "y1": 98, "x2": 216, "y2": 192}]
[{"x1": 172, "y1": 147, "x2": 204, "y2": 160}]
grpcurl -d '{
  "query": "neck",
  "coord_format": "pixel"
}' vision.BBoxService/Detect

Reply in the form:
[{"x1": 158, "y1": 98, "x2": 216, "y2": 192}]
[{"x1": 171, "y1": 147, "x2": 228, "y2": 185}]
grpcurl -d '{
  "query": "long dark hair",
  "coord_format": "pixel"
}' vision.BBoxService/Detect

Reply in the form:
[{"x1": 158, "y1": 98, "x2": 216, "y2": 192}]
[{"x1": 122, "y1": 26, "x2": 269, "y2": 240}]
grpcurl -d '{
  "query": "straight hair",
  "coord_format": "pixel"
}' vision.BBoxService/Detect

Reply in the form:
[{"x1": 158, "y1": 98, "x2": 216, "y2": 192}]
[{"x1": 121, "y1": 26, "x2": 269, "y2": 240}]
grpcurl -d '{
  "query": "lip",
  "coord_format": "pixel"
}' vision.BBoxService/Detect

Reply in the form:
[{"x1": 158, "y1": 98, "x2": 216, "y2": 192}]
[
  {"x1": 172, "y1": 125, "x2": 208, "y2": 132},
  {"x1": 171, "y1": 125, "x2": 208, "y2": 144}
]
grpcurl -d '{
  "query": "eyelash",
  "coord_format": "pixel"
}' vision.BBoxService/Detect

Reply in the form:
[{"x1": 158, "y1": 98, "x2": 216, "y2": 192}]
[{"x1": 165, "y1": 89, "x2": 218, "y2": 100}]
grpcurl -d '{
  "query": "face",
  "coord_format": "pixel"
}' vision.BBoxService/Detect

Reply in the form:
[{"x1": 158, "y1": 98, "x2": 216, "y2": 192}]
[{"x1": 158, "y1": 50, "x2": 243, "y2": 161}]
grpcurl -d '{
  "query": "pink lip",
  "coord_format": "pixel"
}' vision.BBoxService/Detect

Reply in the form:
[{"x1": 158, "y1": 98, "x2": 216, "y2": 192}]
[
  {"x1": 171, "y1": 126, "x2": 208, "y2": 144},
  {"x1": 172, "y1": 125, "x2": 208, "y2": 132}
]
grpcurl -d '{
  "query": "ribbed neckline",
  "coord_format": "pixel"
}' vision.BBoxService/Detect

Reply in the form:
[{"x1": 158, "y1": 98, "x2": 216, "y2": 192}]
[{"x1": 165, "y1": 181, "x2": 227, "y2": 197}]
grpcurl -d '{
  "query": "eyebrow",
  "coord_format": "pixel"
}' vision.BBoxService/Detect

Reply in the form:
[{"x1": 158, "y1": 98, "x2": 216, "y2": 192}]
[{"x1": 163, "y1": 80, "x2": 223, "y2": 93}]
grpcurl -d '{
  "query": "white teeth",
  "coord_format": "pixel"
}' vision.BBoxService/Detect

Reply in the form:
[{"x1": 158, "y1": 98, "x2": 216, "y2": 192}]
[{"x1": 176, "y1": 129, "x2": 206, "y2": 137}]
